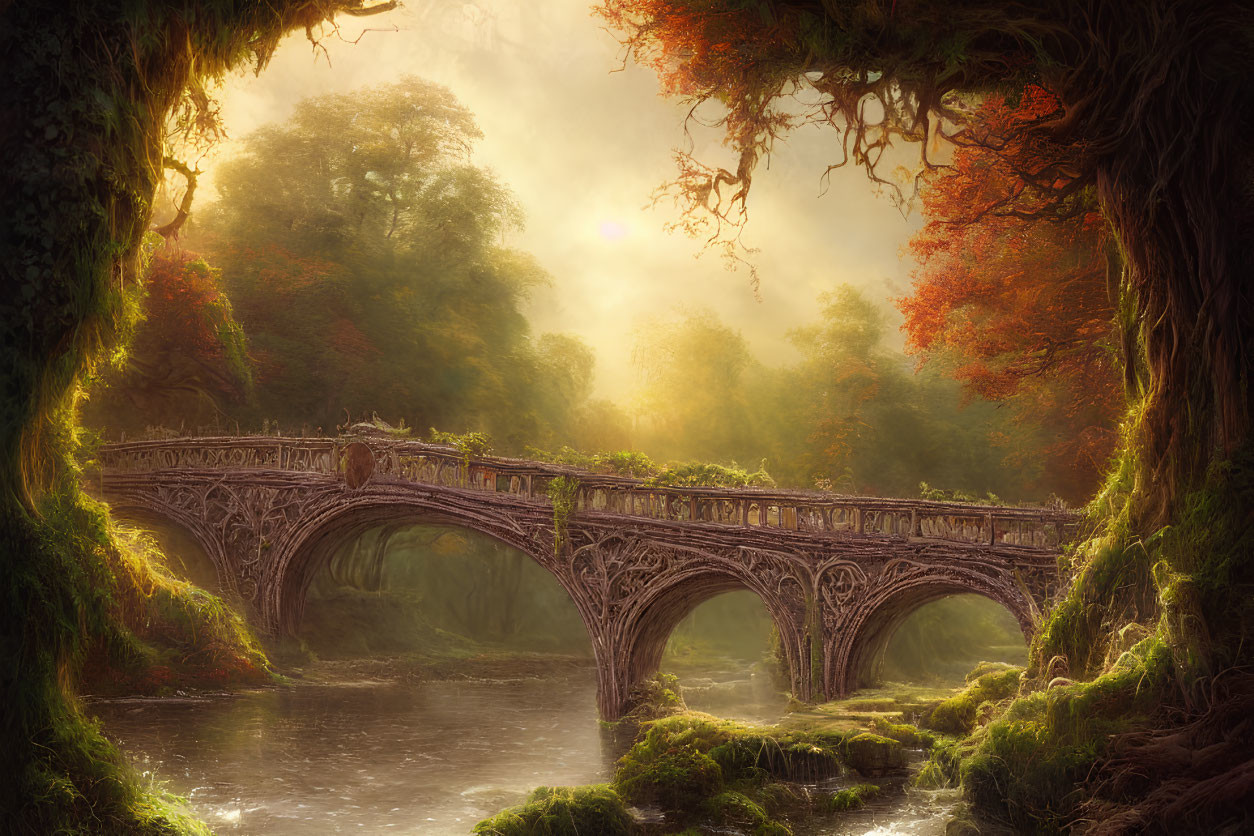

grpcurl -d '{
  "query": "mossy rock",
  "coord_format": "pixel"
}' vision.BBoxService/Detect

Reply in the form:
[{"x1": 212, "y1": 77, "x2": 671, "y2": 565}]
[
  {"x1": 869, "y1": 718, "x2": 936, "y2": 749},
  {"x1": 924, "y1": 666, "x2": 1024, "y2": 736},
  {"x1": 826, "y1": 783, "x2": 881, "y2": 812},
  {"x1": 841, "y1": 733, "x2": 905, "y2": 777},
  {"x1": 703, "y1": 790, "x2": 792, "y2": 836},
  {"x1": 616, "y1": 745, "x2": 724, "y2": 813},
  {"x1": 963, "y1": 660, "x2": 1019, "y2": 683},
  {"x1": 472, "y1": 784, "x2": 634, "y2": 836},
  {"x1": 926, "y1": 695, "x2": 978, "y2": 736}
]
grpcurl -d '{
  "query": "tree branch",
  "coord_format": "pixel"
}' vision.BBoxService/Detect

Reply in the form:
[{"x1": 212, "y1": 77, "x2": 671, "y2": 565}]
[{"x1": 152, "y1": 156, "x2": 199, "y2": 240}]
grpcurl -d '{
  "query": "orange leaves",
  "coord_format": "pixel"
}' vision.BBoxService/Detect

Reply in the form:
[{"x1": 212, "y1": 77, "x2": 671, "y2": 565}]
[
  {"x1": 141, "y1": 251, "x2": 230, "y2": 358},
  {"x1": 899, "y1": 90, "x2": 1122, "y2": 502}
]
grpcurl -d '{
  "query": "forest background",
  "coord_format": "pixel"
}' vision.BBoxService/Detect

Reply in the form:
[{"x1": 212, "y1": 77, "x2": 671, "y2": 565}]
[{"x1": 85, "y1": 76, "x2": 1121, "y2": 510}]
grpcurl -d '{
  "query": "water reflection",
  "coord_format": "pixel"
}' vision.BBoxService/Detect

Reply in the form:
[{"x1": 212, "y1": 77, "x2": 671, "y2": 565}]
[
  {"x1": 95, "y1": 672, "x2": 968, "y2": 835},
  {"x1": 802, "y1": 785, "x2": 963, "y2": 835},
  {"x1": 94, "y1": 675, "x2": 607, "y2": 834}
]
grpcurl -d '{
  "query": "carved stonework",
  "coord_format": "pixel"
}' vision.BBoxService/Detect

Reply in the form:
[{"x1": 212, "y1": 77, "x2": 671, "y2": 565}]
[{"x1": 97, "y1": 436, "x2": 1076, "y2": 718}]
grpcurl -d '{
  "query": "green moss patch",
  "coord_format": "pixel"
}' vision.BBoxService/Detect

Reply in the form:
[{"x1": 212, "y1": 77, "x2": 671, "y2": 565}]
[
  {"x1": 826, "y1": 783, "x2": 881, "y2": 812},
  {"x1": 916, "y1": 638, "x2": 1173, "y2": 829},
  {"x1": 472, "y1": 785, "x2": 635, "y2": 836},
  {"x1": 921, "y1": 666, "x2": 1022, "y2": 736}
]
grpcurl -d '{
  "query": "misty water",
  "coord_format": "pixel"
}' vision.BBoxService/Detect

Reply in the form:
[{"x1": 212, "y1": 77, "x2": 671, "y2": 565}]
[
  {"x1": 92, "y1": 543, "x2": 1005, "y2": 835},
  {"x1": 93, "y1": 669, "x2": 964, "y2": 835},
  {"x1": 94, "y1": 675, "x2": 608, "y2": 834}
]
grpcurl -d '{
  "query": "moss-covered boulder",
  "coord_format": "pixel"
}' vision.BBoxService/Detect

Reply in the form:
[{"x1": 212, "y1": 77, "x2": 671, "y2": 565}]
[
  {"x1": 841, "y1": 733, "x2": 906, "y2": 777},
  {"x1": 923, "y1": 666, "x2": 1023, "y2": 736},
  {"x1": 472, "y1": 785, "x2": 635, "y2": 836},
  {"x1": 703, "y1": 790, "x2": 792, "y2": 836},
  {"x1": 868, "y1": 718, "x2": 936, "y2": 750},
  {"x1": 826, "y1": 783, "x2": 881, "y2": 812},
  {"x1": 616, "y1": 743, "x2": 724, "y2": 812}
]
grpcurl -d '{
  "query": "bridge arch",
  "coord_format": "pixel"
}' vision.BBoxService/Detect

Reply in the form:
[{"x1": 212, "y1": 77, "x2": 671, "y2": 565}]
[
  {"x1": 825, "y1": 564, "x2": 1036, "y2": 695},
  {"x1": 105, "y1": 499, "x2": 240, "y2": 599},
  {"x1": 261, "y1": 496, "x2": 562, "y2": 637},
  {"x1": 608, "y1": 559, "x2": 811, "y2": 715}
]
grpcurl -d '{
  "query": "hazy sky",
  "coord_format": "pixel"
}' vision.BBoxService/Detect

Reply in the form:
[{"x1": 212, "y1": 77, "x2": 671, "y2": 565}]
[{"x1": 198, "y1": 0, "x2": 921, "y2": 399}]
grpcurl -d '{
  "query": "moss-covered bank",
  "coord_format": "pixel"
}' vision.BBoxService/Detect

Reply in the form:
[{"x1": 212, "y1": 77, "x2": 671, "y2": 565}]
[
  {"x1": 476, "y1": 711, "x2": 909, "y2": 835},
  {"x1": 915, "y1": 436, "x2": 1254, "y2": 832}
]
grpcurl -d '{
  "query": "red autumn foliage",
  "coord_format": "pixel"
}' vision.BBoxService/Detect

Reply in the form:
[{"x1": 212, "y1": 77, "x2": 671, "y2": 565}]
[
  {"x1": 899, "y1": 88, "x2": 1124, "y2": 503},
  {"x1": 86, "y1": 248, "x2": 254, "y2": 434},
  {"x1": 141, "y1": 249, "x2": 235, "y2": 365}
]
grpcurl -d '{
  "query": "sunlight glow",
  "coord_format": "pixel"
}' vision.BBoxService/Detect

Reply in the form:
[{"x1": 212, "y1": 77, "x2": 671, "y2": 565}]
[{"x1": 598, "y1": 220, "x2": 627, "y2": 241}]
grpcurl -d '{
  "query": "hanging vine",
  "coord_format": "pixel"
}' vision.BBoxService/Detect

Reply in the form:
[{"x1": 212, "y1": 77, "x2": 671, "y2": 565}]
[{"x1": 547, "y1": 475, "x2": 580, "y2": 557}]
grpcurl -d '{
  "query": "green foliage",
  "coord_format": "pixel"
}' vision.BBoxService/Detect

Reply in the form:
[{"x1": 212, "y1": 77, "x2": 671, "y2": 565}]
[
  {"x1": 645, "y1": 460, "x2": 775, "y2": 489},
  {"x1": 527, "y1": 443, "x2": 777, "y2": 488},
  {"x1": 472, "y1": 785, "x2": 634, "y2": 836},
  {"x1": 627, "y1": 290, "x2": 1065, "y2": 502},
  {"x1": 181, "y1": 78, "x2": 595, "y2": 451},
  {"x1": 429, "y1": 428, "x2": 494, "y2": 461},
  {"x1": 922, "y1": 667, "x2": 1023, "y2": 736},
  {"x1": 825, "y1": 783, "x2": 880, "y2": 812},
  {"x1": 917, "y1": 482, "x2": 1003, "y2": 505},
  {"x1": 84, "y1": 247, "x2": 257, "y2": 436},
  {"x1": 525, "y1": 446, "x2": 660, "y2": 478},
  {"x1": 591, "y1": 449, "x2": 659, "y2": 478},
  {"x1": 547, "y1": 476, "x2": 579, "y2": 556}
]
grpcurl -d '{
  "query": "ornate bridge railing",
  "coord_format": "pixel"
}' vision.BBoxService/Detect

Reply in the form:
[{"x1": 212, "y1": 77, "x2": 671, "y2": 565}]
[{"x1": 97, "y1": 436, "x2": 1079, "y2": 553}]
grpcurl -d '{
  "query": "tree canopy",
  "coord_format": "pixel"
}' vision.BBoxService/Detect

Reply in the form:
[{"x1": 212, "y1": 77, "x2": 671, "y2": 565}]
[
  {"x1": 599, "y1": 1, "x2": 1254, "y2": 830},
  {"x1": 166, "y1": 78, "x2": 597, "y2": 449},
  {"x1": 898, "y1": 88, "x2": 1125, "y2": 504}
]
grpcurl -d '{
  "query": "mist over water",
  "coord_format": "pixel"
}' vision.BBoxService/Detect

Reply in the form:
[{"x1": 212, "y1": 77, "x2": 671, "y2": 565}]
[
  {"x1": 88, "y1": 513, "x2": 1030, "y2": 834},
  {"x1": 95, "y1": 677, "x2": 606, "y2": 834}
]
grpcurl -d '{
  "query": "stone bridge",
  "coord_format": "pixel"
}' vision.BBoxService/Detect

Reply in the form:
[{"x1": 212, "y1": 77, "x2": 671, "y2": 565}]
[{"x1": 94, "y1": 436, "x2": 1078, "y2": 718}]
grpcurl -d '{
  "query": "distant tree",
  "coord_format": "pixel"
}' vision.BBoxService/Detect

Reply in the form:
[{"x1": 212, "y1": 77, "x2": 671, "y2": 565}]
[
  {"x1": 85, "y1": 247, "x2": 251, "y2": 434},
  {"x1": 192, "y1": 78, "x2": 592, "y2": 445},
  {"x1": 625, "y1": 295, "x2": 1036, "y2": 499},
  {"x1": 632, "y1": 311, "x2": 753, "y2": 463},
  {"x1": 787, "y1": 287, "x2": 885, "y2": 488},
  {"x1": 782, "y1": 286, "x2": 1030, "y2": 497}
]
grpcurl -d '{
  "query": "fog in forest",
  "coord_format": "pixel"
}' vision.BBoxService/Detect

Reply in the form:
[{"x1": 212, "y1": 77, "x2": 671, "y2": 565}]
[{"x1": 76, "y1": 3, "x2": 1121, "y2": 834}]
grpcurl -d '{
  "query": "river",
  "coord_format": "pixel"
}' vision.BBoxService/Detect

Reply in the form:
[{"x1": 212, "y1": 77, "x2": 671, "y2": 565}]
[{"x1": 93, "y1": 671, "x2": 961, "y2": 835}]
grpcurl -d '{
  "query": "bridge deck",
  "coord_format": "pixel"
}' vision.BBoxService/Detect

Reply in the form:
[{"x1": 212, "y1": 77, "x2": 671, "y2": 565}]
[{"x1": 98, "y1": 436, "x2": 1078, "y2": 553}]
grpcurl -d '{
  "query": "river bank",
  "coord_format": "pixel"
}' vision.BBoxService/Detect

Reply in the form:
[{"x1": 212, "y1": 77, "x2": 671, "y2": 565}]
[{"x1": 88, "y1": 651, "x2": 1006, "y2": 834}]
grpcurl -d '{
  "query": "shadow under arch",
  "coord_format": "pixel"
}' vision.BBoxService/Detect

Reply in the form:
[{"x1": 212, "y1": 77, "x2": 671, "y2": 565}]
[
  {"x1": 610, "y1": 560, "x2": 810, "y2": 715},
  {"x1": 262, "y1": 497, "x2": 571, "y2": 638},
  {"x1": 106, "y1": 501, "x2": 236, "y2": 597},
  {"x1": 830, "y1": 571, "x2": 1036, "y2": 695}
]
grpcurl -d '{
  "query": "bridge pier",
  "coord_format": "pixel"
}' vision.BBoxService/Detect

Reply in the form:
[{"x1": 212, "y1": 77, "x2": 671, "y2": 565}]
[{"x1": 95, "y1": 437, "x2": 1068, "y2": 720}]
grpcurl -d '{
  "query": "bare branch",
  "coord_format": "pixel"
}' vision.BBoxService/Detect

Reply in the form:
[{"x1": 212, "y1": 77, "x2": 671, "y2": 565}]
[
  {"x1": 152, "y1": 156, "x2": 199, "y2": 240},
  {"x1": 339, "y1": 1, "x2": 399, "y2": 17}
]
